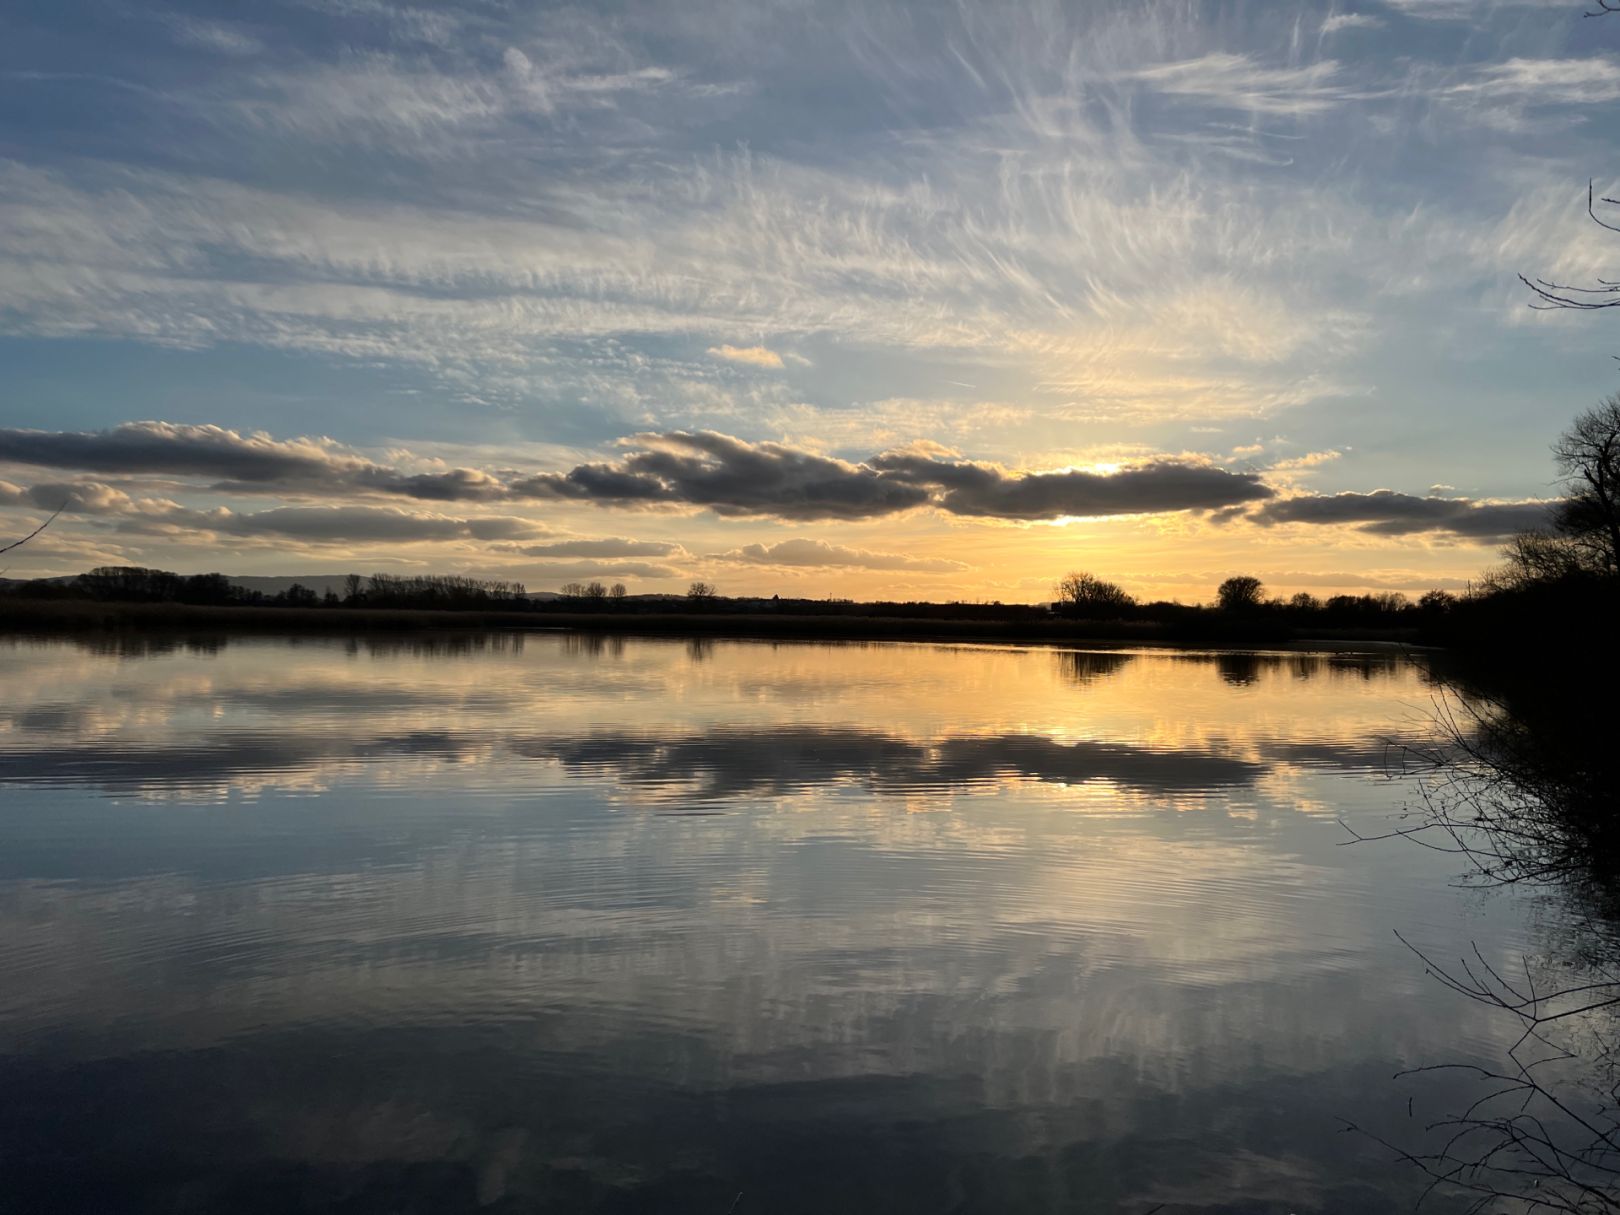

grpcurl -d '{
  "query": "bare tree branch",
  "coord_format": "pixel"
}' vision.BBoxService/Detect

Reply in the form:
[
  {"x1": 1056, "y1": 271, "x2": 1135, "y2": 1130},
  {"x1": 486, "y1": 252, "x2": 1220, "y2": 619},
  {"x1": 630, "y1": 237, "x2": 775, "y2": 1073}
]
[
  {"x1": 1524, "y1": 186, "x2": 1620, "y2": 310},
  {"x1": 0, "y1": 504, "x2": 64, "y2": 558}
]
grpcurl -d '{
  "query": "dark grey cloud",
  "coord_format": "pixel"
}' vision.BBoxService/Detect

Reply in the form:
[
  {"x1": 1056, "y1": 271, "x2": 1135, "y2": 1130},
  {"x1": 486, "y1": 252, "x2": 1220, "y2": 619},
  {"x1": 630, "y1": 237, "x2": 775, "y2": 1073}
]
[
  {"x1": 352, "y1": 467, "x2": 508, "y2": 502},
  {"x1": 871, "y1": 452, "x2": 1276, "y2": 520},
  {"x1": 514, "y1": 431, "x2": 1273, "y2": 522},
  {"x1": 114, "y1": 504, "x2": 545, "y2": 544},
  {"x1": 215, "y1": 507, "x2": 541, "y2": 543},
  {"x1": 512, "y1": 431, "x2": 933, "y2": 520},
  {"x1": 0, "y1": 421, "x2": 348, "y2": 483},
  {"x1": 1252, "y1": 491, "x2": 1555, "y2": 540},
  {"x1": 0, "y1": 422, "x2": 507, "y2": 502},
  {"x1": 217, "y1": 508, "x2": 537, "y2": 541},
  {"x1": 3, "y1": 423, "x2": 1542, "y2": 540}
]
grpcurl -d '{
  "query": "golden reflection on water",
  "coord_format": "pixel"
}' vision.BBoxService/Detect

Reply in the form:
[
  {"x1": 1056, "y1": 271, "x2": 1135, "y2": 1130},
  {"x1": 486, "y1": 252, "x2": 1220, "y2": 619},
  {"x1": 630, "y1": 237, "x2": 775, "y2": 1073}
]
[
  {"x1": 0, "y1": 635, "x2": 1531, "y2": 1214},
  {"x1": 0, "y1": 635, "x2": 1431, "y2": 805}
]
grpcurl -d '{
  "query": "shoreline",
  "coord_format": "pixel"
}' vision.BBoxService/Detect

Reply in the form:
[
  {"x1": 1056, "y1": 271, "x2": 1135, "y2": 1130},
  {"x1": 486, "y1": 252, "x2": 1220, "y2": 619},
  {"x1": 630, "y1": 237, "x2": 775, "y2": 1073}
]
[{"x1": 0, "y1": 597, "x2": 1427, "y2": 651}]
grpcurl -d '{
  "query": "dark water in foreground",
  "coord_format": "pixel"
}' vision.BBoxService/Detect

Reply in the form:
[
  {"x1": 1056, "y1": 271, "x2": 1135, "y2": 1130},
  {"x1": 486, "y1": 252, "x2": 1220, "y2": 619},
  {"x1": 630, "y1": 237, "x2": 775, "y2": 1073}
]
[{"x1": 0, "y1": 635, "x2": 1561, "y2": 1212}]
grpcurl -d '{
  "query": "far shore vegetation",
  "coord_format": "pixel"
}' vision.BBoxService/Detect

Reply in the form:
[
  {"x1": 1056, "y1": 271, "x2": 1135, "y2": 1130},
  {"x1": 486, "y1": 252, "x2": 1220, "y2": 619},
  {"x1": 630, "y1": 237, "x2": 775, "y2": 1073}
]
[{"x1": 0, "y1": 560, "x2": 1458, "y2": 646}]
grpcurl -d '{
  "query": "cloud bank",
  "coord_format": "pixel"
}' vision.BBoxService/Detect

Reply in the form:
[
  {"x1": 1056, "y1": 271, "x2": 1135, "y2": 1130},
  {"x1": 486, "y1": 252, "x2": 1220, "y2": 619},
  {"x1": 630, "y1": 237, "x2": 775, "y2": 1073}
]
[
  {"x1": 1252, "y1": 491, "x2": 1555, "y2": 540},
  {"x1": 517, "y1": 431, "x2": 1277, "y2": 521},
  {"x1": 1, "y1": 423, "x2": 1559, "y2": 547},
  {"x1": 0, "y1": 422, "x2": 507, "y2": 503}
]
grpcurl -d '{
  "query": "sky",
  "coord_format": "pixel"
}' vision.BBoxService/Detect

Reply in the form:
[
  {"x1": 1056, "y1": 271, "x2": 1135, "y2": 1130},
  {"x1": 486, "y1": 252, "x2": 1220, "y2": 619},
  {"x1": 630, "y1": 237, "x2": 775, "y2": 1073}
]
[{"x1": 2, "y1": 0, "x2": 1618, "y2": 603}]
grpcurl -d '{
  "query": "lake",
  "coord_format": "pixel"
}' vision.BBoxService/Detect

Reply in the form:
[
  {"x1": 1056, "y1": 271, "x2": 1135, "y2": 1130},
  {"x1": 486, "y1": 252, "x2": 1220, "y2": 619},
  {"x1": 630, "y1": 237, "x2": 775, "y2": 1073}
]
[{"x1": 0, "y1": 634, "x2": 1564, "y2": 1212}]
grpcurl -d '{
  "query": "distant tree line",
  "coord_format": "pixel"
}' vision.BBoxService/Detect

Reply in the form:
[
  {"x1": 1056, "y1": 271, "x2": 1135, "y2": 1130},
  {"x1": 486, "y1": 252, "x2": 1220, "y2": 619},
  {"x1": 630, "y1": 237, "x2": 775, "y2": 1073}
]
[
  {"x1": 7, "y1": 568, "x2": 533, "y2": 611},
  {"x1": 349, "y1": 573, "x2": 528, "y2": 610},
  {"x1": 1051, "y1": 568, "x2": 1458, "y2": 631},
  {"x1": 0, "y1": 558, "x2": 1466, "y2": 636}
]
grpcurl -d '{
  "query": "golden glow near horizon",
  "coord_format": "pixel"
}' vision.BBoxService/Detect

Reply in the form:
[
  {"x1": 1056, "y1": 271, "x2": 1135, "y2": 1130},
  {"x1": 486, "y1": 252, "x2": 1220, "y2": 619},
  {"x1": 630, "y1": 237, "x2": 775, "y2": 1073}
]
[{"x1": 0, "y1": 446, "x2": 1509, "y2": 603}]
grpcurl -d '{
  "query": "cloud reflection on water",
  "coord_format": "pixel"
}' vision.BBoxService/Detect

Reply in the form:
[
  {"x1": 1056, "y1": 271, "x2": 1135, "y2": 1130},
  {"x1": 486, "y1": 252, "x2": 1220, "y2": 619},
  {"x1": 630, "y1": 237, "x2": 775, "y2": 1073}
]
[
  {"x1": 0, "y1": 634, "x2": 1426, "y2": 804},
  {"x1": 0, "y1": 634, "x2": 1498, "y2": 1213}
]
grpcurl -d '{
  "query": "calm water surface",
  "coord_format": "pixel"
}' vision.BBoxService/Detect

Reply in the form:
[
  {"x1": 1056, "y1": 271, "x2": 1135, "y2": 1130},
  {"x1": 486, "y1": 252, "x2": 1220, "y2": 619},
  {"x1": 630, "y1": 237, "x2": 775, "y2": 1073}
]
[{"x1": 0, "y1": 634, "x2": 1561, "y2": 1212}]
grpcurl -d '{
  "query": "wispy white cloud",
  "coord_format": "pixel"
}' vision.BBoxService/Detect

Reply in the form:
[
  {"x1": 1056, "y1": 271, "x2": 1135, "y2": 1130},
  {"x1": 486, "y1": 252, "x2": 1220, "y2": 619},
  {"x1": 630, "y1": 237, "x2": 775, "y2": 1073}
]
[
  {"x1": 286, "y1": 0, "x2": 466, "y2": 47},
  {"x1": 1322, "y1": 13, "x2": 1385, "y2": 33},
  {"x1": 0, "y1": 132, "x2": 1436, "y2": 429},
  {"x1": 1381, "y1": 0, "x2": 1576, "y2": 18},
  {"x1": 164, "y1": 15, "x2": 265, "y2": 56},
  {"x1": 1126, "y1": 53, "x2": 1352, "y2": 115},
  {"x1": 1444, "y1": 57, "x2": 1620, "y2": 107},
  {"x1": 707, "y1": 344, "x2": 786, "y2": 369}
]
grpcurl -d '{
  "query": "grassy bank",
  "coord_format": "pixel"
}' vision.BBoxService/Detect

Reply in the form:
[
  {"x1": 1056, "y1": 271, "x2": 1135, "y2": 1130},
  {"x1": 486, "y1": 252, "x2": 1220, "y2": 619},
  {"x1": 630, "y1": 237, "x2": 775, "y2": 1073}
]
[{"x1": 0, "y1": 596, "x2": 1423, "y2": 648}]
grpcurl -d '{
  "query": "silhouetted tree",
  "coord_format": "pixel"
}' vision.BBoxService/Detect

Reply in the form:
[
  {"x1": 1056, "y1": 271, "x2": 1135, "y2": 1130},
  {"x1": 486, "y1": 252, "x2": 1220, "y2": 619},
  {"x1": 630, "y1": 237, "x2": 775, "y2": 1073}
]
[
  {"x1": 1052, "y1": 571, "x2": 1135, "y2": 617},
  {"x1": 1216, "y1": 575, "x2": 1264, "y2": 612},
  {"x1": 1482, "y1": 400, "x2": 1620, "y2": 593},
  {"x1": 610, "y1": 583, "x2": 627, "y2": 600},
  {"x1": 1485, "y1": 532, "x2": 1593, "y2": 591},
  {"x1": 584, "y1": 581, "x2": 608, "y2": 602},
  {"x1": 1418, "y1": 589, "x2": 1457, "y2": 613},
  {"x1": 1288, "y1": 591, "x2": 1322, "y2": 612},
  {"x1": 1554, "y1": 395, "x2": 1620, "y2": 576},
  {"x1": 686, "y1": 581, "x2": 717, "y2": 603}
]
